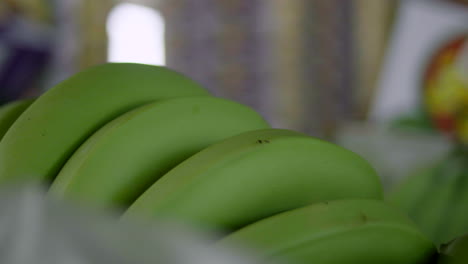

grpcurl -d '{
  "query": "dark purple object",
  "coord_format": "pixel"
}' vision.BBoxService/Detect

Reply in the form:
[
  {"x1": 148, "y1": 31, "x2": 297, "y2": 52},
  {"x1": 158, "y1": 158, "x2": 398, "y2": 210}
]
[{"x1": 0, "y1": 15, "x2": 54, "y2": 105}]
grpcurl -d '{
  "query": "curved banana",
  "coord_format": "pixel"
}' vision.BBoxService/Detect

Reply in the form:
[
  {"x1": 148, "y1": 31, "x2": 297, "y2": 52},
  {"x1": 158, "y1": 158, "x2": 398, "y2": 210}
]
[
  {"x1": 0, "y1": 98, "x2": 34, "y2": 140},
  {"x1": 217, "y1": 199, "x2": 436, "y2": 264},
  {"x1": 0, "y1": 63, "x2": 209, "y2": 185},
  {"x1": 439, "y1": 156, "x2": 468, "y2": 245},
  {"x1": 387, "y1": 151, "x2": 468, "y2": 246},
  {"x1": 400, "y1": 153, "x2": 465, "y2": 246},
  {"x1": 122, "y1": 128, "x2": 383, "y2": 232},
  {"x1": 49, "y1": 96, "x2": 270, "y2": 209},
  {"x1": 411, "y1": 162, "x2": 461, "y2": 246},
  {"x1": 386, "y1": 163, "x2": 439, "y2": 216}
]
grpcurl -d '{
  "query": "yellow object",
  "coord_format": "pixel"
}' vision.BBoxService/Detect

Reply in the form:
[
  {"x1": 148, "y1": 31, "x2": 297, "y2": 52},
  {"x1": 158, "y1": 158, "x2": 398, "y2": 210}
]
[
  {"x1": 425, "y1": 65, "x2": 466, "y2": 116},
  {"x1": 457, "y1": 112, "x2": 468, "y2": 143}
]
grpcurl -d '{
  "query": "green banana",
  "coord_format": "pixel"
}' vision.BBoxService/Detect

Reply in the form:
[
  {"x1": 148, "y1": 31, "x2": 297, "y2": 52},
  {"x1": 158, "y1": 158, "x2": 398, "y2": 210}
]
[
  {"x1": 438, "y1": 153, "x2": 468, "y2": 245},
  {"x1": 389, "y1": 152, "x2": 465, "y2": 246},
  {"x1": 217, "y1": 199, "x2": 436, "y2": 264},
  {"x1": 438, "y1": 233, "x2": 468, "y2": 264},
  {"x1": 0, "y1": 63, "x2": 209, "y2": 185},
  {"x1": 410, "y1": 158, "x2": 462, "y2": 246},
  {"x1": 122, "y1": 128, "x2": 383, "y2": 233},
  {"x1": 0, "y1": 98, "x2": 34, "y2": 140},
  {"x1": 387, "y1": 148, "x2": 468, "y2": 246},
  {"x1": 386, "y1": 162, "x2": 440, "y2": 216},
  {"x1": 442, "y1": 178, "x2": 468, "y2": 245},
  {"x1": 49, "y1": 96, "x2": 270, "y2": 209}
]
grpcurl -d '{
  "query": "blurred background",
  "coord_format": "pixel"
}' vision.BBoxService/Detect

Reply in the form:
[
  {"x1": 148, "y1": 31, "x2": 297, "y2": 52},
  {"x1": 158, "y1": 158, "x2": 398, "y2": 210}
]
[{"x1": 0, "y1": 0, "x2": 467, "y2": 190}]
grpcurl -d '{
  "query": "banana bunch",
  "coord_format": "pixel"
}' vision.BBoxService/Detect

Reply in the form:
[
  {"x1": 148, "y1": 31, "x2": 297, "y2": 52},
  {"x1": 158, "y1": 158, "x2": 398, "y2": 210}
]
[
  {"x1": 0, "y1": 63, "x2": 439, "y2": 264},
  {"x1": 122, "y1": 128, "x2": 383, "y2": 231}
]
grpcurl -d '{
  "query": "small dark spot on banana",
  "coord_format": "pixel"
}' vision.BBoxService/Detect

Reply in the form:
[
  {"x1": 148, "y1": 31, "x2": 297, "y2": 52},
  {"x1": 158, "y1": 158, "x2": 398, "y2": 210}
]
[{"x1": 360, "y1": 212, "x2": 368, "y2": 223}]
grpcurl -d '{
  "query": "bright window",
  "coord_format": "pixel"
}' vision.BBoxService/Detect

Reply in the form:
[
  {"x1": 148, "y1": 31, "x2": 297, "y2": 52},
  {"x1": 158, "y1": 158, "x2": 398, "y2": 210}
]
[{"x1": 106, "y1": 3, "x2": 165, "y2": 65}]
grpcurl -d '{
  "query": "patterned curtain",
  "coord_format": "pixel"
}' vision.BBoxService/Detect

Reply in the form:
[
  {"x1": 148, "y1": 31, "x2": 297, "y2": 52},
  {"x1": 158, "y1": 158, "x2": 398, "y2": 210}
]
[
  {"x1": 161, "y1": 0, "x2": 393, "y2": 139},
  {"x1": 161, "y1": 0, "x2": 272, "y2": 124},
  {"x1": 298, "y1": 0, "x2": 356, "y2": 138}
]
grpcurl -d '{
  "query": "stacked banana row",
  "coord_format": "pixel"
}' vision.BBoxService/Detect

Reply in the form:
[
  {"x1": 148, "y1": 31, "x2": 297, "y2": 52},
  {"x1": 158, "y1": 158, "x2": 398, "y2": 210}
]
[{"x1": 0, "y1": 63, "x2": 451, "y2": 264}]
